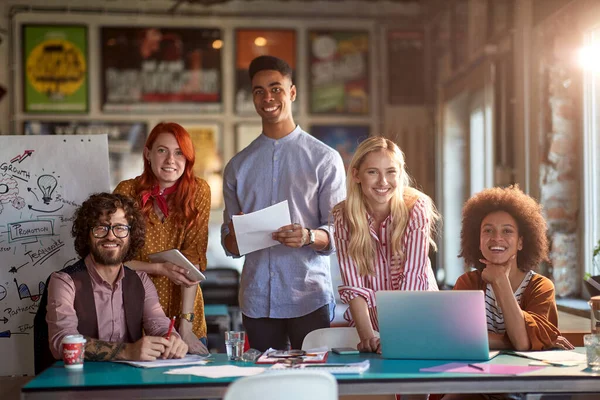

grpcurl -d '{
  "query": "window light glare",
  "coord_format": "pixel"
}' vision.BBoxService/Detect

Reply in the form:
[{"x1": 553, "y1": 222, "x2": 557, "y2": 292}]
[{"x1": 579, "y1": 45, "x2": 600, "y2": 72}]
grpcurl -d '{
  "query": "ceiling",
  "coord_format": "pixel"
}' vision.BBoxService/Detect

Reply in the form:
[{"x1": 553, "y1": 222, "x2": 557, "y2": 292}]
[{"x1": 169, "y1": 0, "x2": 423, "y2": 10}]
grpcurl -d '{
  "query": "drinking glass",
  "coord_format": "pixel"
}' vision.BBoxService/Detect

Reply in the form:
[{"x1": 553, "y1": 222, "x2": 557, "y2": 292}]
[
  {"x1": 224, "y1": 331, "x2": 245, "y2": 361},
  {"x1": 584, "y1": 333, "x2": 600, "y2": 371}
]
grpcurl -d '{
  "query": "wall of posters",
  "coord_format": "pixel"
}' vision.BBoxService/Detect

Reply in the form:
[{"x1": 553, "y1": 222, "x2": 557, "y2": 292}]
[
  {"x1": 235, "y1": 30, "x2": 297, "y2": 114},
  {"x1": 22, "y1": 25, "x2": 88, "y2": 113},
  {"x1": 23, "y1": 121, "x2": 146, "y2": 190},
  {"x1": 310, "y1": 125, "x2": 369, "y2": 170},
  {"x1": 183, "y1": 123, "x2": 223, "y2": 208},
  {"x1": 387, "y1": 30, "x2": 425, "y2": 105},
  {"x1": 309, "y1": 30, "x2": 369, "y2": 115},
  {"x1": 101, "y1": 27, "x2": 222, "y2": 113}
]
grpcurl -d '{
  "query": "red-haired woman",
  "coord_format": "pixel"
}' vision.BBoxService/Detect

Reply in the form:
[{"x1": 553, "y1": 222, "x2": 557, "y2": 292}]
[{"x1": 114, "y1": 122, "x2": 210, "y2": 354}]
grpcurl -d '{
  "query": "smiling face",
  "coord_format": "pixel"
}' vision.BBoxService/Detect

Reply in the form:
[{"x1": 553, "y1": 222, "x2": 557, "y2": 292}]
[
  {"x1": 479, "y1": 210, "x2": 523, "y2": 264},
  {"x1": 89, "y1": 208, "x2": 130, "y2": 267},
  {"x1": 251, "y1": 70, "x2": 296, "y2": 128},
  {"x1": 144, "y1": 132, "x2": 186, "y2": 189},
  {"x1": 352, "y1": 149, "x2": 401, "y2": 214}
]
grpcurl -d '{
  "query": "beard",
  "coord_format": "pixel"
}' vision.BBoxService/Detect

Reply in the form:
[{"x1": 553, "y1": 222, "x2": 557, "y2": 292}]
[{"x1": 90, "y1": 240, "x2": 130, "y2": 266}]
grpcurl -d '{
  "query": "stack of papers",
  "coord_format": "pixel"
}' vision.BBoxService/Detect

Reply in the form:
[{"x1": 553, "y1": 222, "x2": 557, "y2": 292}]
[
  {"x1": 113, "y1": 354, "x2": 210, "y2": 368},
  {"x1": 271, "y1": 360, "x2": 371, "y2": 374},
  {"x1": 256, "y1": 348, "x2": 328, "y2": 364}
]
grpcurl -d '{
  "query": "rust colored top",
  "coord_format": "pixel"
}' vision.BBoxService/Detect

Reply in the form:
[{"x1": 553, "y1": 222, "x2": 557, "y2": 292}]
[{"x1": 454, "y1": 270, "x2": 561, "y2": 351}]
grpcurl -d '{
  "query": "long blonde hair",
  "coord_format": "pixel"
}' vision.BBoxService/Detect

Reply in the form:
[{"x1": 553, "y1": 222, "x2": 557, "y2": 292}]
[{"x1": 333, "y1": 136, "x2": 439, "y2": 276}]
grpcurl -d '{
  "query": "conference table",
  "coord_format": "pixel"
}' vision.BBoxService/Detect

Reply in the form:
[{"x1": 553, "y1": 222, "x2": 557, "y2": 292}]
[{"x1": 21, "y1": 350, "x2": 600, "y2": 399}]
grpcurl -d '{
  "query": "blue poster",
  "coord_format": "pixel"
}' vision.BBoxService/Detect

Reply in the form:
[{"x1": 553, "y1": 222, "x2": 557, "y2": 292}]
[{"x1": 310, "y1": 125, "x2": 369, "y2": 171}]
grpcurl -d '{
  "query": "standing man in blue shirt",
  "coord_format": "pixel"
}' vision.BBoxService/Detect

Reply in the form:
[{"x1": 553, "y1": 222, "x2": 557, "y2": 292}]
[{"x1": 221, "y1": 55, "x2": 346, "y2": 351}]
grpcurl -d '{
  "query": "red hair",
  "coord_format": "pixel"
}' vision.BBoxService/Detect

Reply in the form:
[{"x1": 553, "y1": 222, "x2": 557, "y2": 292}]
[{"x1": 136, "y1": 122, "x2": 198, "y2": 228}]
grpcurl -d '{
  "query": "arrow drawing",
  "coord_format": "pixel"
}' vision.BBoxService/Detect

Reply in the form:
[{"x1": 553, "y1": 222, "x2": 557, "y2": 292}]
[
  {"x1": 10, "y1": 150, "x2": 34, "y2": 164},
  {"x1": 8, "y1": 262, "x2": 28, "y2": 274},
  {"x1": 0, "y1": 317, "x2": 7, "y2": 324},
  {"x1": 28, "y1": 204, "x2": 64, "y2": 213},
  {"x1": 27, "y1": 187, "x2": 39, "y2": 201},
  {"x1": 0, "y1": 330, "x2": 29, "y2": 338}
]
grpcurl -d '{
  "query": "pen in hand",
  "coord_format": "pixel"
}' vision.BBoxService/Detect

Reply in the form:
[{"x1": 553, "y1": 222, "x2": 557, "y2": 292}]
[
  {"x1": 468, "y1": 363, "x2": 485, "y2": 371},
  {"x1": 166, "y1": 316, "x2": 176, "y2": 340}
]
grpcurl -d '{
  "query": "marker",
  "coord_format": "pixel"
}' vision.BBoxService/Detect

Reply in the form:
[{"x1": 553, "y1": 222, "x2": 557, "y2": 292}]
[
  {"x1": 166, "y1": 316, "x2": 176, "y2": 340},
  {"x1": 468, "y1": 363, "x2": 485, "y2": 371}
]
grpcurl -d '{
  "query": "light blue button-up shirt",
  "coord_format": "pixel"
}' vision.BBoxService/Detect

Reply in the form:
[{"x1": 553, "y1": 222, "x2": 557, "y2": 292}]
[{"x1": 221, "y1": 125, "x2": 346, "y2": 319}]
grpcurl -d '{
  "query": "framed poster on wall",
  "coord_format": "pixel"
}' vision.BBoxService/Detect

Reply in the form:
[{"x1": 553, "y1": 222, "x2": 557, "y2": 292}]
[
  {"x1": 182, "y1": 122, "x2": 223, "y2": 208},
  {"x1": 235, "y1": 123, "x2": 262, "y2": 153},
  {"x1": 235, "y1": 29, "x2": 297, "y2": 114},
  {"x1": 308, "y1": 30, "x2": 369, "y2": 115},
  {"x1": 310, "y1": 125, "x2": 369, "y2": 170},
  {"x1": 22, "y1": 25, "x2": 88, "y2": 113},
  {"x1": 23, "y1": 120, "x2": 146, "y2": 189},
  {"x1": 101, "y1": 27, "x2": 222, "y2": 113}
]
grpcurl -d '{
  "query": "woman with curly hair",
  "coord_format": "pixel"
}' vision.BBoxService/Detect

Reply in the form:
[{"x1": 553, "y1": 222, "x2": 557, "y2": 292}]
[
  {"x1": 114, "y1": 122, "x2": 210, "y2": 355},
  {"x1": 333, "y1": 136, "x2": 440, "y2": 354},
  {"x1": 454, "y1": 185, "x2": 572, "y2": 353}
]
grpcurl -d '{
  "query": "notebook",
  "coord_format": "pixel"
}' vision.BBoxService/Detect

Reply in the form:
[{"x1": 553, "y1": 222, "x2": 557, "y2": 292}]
[{"x1": 376, "y1": 290, "x2": 491, "y2": 361}]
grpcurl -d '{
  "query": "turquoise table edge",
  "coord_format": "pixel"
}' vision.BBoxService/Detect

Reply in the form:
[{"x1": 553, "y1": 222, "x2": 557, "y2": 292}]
[{"x1": 23, "y1": 348, "x2": 600, "y2": 397}]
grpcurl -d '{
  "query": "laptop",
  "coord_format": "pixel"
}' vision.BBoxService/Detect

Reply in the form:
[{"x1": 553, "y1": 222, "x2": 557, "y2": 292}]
[{"x1": 376, "y1": 290, "x2": 491, "y2": 361}]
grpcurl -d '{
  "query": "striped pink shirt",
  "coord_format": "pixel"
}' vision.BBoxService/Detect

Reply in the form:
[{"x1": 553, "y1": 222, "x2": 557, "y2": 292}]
[{"x1": 334, "y1": 195, "x2": 438, "y2": 331}]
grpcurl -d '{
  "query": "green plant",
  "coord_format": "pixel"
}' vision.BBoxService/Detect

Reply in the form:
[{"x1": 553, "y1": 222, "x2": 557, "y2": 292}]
[
  {"x1": 595, "y1": 240, "x2": 600, "y2": 272},
  {"x1": 583, "y1": 240, "x2": 600, "y2": 284}
]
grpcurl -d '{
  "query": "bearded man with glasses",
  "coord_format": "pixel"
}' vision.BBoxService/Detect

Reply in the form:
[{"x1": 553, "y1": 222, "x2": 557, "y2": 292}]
[{"x1": 34, "y1": 193, "x2": 188, "y2": 374}]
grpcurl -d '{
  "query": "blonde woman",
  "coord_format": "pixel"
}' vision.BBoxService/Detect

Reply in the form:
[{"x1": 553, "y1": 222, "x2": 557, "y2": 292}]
[{"x1": 333, "y1": 136, "x2": 440, "y2": 354}]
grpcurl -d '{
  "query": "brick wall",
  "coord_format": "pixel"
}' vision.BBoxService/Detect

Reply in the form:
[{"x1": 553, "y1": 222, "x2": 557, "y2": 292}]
[{"x1": 537, "y1": 5, "x2": 581, "y2": 297}]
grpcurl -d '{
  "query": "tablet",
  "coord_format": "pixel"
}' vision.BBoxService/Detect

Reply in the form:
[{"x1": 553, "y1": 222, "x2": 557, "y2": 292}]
[{"x1": 147, "y1": 249, "x2": 206, "y2": 282}]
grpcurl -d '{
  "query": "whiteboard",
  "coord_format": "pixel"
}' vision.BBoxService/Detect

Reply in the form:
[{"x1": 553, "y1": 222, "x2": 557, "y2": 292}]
[{"x1": 0, "y1": 135, "x2": 110, "y2": 376}]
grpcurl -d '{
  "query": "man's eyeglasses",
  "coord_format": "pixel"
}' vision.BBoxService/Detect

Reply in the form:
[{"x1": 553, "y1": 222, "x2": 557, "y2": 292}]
[{"x1": 91, "y1": 224, "x2": 131, "y2": 239}]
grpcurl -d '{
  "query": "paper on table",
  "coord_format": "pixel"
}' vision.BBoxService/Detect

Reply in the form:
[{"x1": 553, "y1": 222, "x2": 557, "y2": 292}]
[
  {"x1": 420, "y1": 362, "x2": 545, "y2": 375},
  {"x1": 114, "y1": 354, "x2": 210, "y2": 368},
  {"x1": 512, "y1": 350, "x2": 587, "y2": 365},
  {"x1": 165, "y1": 365, "x2": 266, "y2": 378},
  {"x1": 232, "y1": 200, "x2": 292, "y2": 255}
]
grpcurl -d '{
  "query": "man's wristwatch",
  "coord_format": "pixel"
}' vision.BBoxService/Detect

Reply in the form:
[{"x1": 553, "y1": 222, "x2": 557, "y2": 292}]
[
  {"x1": 180, "y1": 313, "x2": 195, "y2": 322},
  {"x1": 304, "y1": 228, "x2": 315, "y2": 246}
]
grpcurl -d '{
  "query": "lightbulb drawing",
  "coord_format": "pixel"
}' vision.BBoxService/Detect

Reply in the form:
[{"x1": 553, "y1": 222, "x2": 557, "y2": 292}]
[{"x1": 37, "y1": 174, "x2": 58, "y2": 205}]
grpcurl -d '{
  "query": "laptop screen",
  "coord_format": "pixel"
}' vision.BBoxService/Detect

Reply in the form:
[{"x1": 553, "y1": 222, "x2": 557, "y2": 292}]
[{"x1": 375, "y1": 290, "x2": 490, "y2": 361}]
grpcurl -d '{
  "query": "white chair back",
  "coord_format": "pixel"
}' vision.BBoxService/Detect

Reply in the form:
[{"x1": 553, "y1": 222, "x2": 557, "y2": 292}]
[
  {"x1": 223, "y1": 370, "x2": 338, "y2": 400},
  {"x1": 301, "y1": 327, "x2": 379, "y2": 350}
]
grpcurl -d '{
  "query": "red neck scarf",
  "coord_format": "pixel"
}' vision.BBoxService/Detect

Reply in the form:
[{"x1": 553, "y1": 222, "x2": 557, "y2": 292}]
[{"x1": 141, "y1": 182, "x2": 179, "y2": 218}]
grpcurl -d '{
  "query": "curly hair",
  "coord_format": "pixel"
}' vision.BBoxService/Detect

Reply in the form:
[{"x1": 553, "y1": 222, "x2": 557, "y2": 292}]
[
  {"x1": 71, "y1": 193, "x2": 146, "y2": 262},
  {"x1": 459, "y1": 185, "x2": 548, "y2": 272}
]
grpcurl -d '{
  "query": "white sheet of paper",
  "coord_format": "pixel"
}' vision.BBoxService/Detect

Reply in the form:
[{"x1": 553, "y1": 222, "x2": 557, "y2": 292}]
[
  {"x1": 114, "y1": 354, "x2": 211, "y2": 368},
  {"x1": 164, "y1": 365, "x2": 266, "y2": 378},
  {"x1": 513, "y1": 350, "x2": 587, "y2": 363},
  {"x1": 232, "y1": 200, "x2": 292, "y2": 255}
]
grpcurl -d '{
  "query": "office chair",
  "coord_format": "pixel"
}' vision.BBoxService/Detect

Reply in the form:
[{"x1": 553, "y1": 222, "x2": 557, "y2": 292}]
[
  {"x1": 301, "y1": 327, "x2": 379, "y2": 350},
  {"x1": 223, "y1": 370, "x2": 338, "y2": 400}
]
